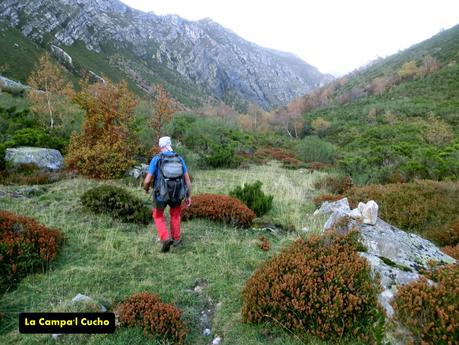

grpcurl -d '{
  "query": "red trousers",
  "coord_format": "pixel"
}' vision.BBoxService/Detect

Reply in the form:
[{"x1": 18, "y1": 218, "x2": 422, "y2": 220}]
[{"x1": 153, "y1": 205, "x2": 182, "y2": 241}]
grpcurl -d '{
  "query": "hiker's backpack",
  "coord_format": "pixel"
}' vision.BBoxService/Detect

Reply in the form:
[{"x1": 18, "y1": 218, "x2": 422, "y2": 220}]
[{"x1": 154, "y1": 153, "x2": 188, "y2": 203}]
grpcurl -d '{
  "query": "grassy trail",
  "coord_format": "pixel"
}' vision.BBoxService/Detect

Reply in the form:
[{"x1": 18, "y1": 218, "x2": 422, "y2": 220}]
[{"x1": 0, "y1": 164, "x2": 360, "y2": 345}]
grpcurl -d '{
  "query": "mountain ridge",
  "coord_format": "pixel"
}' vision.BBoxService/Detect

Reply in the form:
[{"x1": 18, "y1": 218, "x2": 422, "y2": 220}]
[{"x1": 0, "y1": 0, "x2": 332, "y2": 110}]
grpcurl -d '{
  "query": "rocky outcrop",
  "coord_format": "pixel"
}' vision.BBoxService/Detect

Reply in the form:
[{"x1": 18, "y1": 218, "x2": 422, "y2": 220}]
[
  {"x1": 315, "y1": 198, "x2": 456, "y2": 316},
  {"x1": 0, "y1": 0, "x2": 332, "y2": 109},
  {"x1": 5, "y1": 147, "x2": 64, "y2": 171},
  {"x1": 0, "y1": 75, "x2": 29, "y2": 94}
]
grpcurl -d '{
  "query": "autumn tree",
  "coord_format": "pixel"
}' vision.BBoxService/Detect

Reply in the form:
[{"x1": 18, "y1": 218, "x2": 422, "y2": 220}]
[
  {"x1": 311, "y1": 117, "x2": 332, "y2": 137},
  {"x1": 66, "y1": 80, "x2": 139, "y2": 179},
  {"x1": 27, "y1": 53, "x2": 75, "y2": 132},
  {"x1": 150, "y1": 84, "x2": 175, "y2": 145},
  {"x1": 398, "y1": 60, "x2": 419, "y2": 80}
]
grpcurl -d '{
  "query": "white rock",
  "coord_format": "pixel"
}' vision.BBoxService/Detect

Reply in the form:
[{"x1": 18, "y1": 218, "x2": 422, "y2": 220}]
[
  {"x1": 212, "y1": 336, "x2": 222, "y2": 345},
  {"x1": 349, "y1": 208, "x2": 362, "y2": 219},
  {"x1": 203, "y1": 328, "x2": 211, "y2": 336},
  {"x1": 362, "y1": 200, "x2": 378, "y2": 225},
  {"x1": 316, "y1": 197, "x2": 350, "y2": 215}
]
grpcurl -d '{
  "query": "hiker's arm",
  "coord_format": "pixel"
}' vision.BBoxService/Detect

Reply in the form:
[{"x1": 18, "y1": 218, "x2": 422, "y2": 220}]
[
  {"x1": 143, "y1": 173, "x2": 153, "y2": 193},
  {"x1": 184, "y1": 172, "x2": 192, "y2": 207},
  {"x1": 184, "y1": 172, "x2": 192, "y2": 196}
]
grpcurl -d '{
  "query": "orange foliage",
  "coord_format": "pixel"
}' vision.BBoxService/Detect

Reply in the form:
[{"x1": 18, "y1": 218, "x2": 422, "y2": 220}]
[
  {"x1": 253, "y1": 146, "x2": 304, "y2": 168},
  {"x1": 116, "y1": 292, "x2": 187, "y2": 344},
  {"x1": 181, "y1": 194, "x2": 256, "y2": 228},
  {"x1": 313, "y1": 194, "x2": 345, "y2": 207},
  {"x1": 392, "y1": 264, "x2": 459, "y2": 345},
  {"x1": 346, "y1": 180, "x2": 459, "y2": 240},
  {"x1": 258, "y1": 236, "x2": 270, "y2": 251},
  {"x1": 441, "y1": 244, "x2": 459, "y2": 259},
  {"x1": 242, "y1": 232, "x2": 381, "y2": 340},
  {"x1": 0, "y1": 210, "x2": 63, "y2": 293},
  {"x1": 150, "y1": 84, "x2": 175, "y2": 144},
  {"x1": 66, "y1": 80, "x2": 138, "y2": 179},
  {"x1": 314, "y1": 175, "x2": 353, "y2": 194}
]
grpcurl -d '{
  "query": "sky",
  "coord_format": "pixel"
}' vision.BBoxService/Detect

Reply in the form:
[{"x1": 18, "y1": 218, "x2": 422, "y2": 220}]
[{"x1": 120, "y1": 0, "x2": 459, "y2": 76}]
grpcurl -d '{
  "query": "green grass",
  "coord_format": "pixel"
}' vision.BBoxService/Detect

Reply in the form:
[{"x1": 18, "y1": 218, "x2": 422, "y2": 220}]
[{"x1": 0, "y1": 164, "x2": 366, "y2": 345}]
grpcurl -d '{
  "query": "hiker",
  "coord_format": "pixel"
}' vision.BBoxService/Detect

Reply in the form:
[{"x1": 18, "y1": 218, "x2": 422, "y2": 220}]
[{"x1": 143, "y1": 136, "x2": 192, "y2": 252}]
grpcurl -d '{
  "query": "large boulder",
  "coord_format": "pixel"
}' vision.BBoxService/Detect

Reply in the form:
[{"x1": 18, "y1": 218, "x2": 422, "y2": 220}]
[
  {"x1": 315, "y1": 198, "x2": 456, "y2": 316},
  {"x1": 5, "y1": 147, "x2": 64, "y2": 171},
  {"x1": 127, "y1": 164, "x2": 149, "y2": 179}
]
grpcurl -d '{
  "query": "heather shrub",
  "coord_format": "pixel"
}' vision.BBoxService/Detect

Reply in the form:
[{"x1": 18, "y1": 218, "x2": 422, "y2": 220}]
[
  {"x1": 346, "y1": 180, "x2": 459, "y2": 240},
  {"x1": 313, "y1": 174, "x2": 353, "y2": 194},
  {"x1": 203, "y1": 142, "x2": 241, "y2": 168},
  {"x1": 313, "y1": 193, "x2": 345, "y2": 207},
  {"x1": 258, "y1": 236, "x2": 270, "y2": 251},
  {"x1": 81, "y1": 185, "x2": 151, "y2": 224},
  {"x1": 242, "y1": 232, "x2": 382, "y2": 341},
  {"x1": 229, "y1": 180, "x2": 273, "y2": 216},
  {"x1": 181, "y1": 194, "x2": 256, "y2": 227},
  {"x1": 442, "y1": 244, "x2": 459, "y2": 259},
  {"x1": 426, "y1": 217, "x2": 459, "y2": 247},
  {"x1": 253, "y1": 147, "x2": 304, "y2": 168},
  {"x1": 392, "y1": 264, "x2": 459, "y2": 345},
  {"x1": 116, "y1": 292, "x2": 187, "y2": 344},
  {"x1": 0, "y1": 210, "x2": 63, "y2": 293}
]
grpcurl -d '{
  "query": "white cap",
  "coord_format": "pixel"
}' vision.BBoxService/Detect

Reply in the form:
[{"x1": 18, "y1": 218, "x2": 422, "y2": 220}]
[{"x1": 158, "y1": 136, "x2": 172, "y2": 151}]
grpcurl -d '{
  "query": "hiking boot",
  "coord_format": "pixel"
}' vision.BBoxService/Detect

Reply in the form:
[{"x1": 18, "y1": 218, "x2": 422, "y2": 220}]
[
  {"x1": 172, "y1": 238, "x2": 182, "y2": 247},
  {"x1": 160, "y1": 239, "x2": 173, "y2": 253}
]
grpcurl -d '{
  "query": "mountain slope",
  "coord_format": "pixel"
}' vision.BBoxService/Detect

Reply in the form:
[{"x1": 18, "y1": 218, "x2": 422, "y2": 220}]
[
  {"x1": 0, "y1": 0, "x2": 331, "y2": 110},
  {"x1": 294, "y1": 24, "x2": 459, "y2": 184}
]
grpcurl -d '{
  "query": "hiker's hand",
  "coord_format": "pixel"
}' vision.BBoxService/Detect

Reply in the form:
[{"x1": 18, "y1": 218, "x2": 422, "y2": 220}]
[{"x1": 185, "y1": 197, "x2": 192, "y2": 208}]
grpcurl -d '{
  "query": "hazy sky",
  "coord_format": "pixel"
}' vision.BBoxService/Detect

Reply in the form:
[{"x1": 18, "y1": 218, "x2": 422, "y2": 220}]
[{"x1": 120, "y1": 0, "x2": 459, "y2": 76}]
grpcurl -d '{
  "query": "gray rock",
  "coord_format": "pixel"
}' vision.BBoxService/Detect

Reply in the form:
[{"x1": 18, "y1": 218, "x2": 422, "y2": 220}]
[
  {"x1": 51, "y1": 44, "x2": 73, "y2": 69},
  {"x1": 71, "y1": 293, "x2": 107, "y2": 312},
  {"x1": 5, "y1": 147, "x2": 64, "y2": 171},
  {"x1": 0, "y1": 75, "x2": 29, "y2": 94},
  {"x1": 203, "y1": 328, "x2": 211, "y2": 336},
  {"x1": 127, "y1": 164, "x2": 149, "y2": 179},
  {"x1": 314, "y1": 197, "x2": 351, "y2": 216}
]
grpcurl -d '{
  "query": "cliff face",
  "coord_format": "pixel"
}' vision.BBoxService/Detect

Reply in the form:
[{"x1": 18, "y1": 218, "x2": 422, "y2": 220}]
[{"x1": 0, "y1": 0, "x2": 332, "y2": 109}]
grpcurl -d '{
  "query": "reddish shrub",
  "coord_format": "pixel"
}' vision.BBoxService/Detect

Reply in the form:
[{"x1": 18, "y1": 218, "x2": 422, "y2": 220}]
[
  {"x1": 313, "y1": 193, "x2": 345, "y2": 207},
  {"x1": 116, "y1": 292, "x2": 187, "y2": 344},
  {"x1": 346, "y1": 180, "x2": 459, "y2": 241},
  {"x1": 0, "y1": 210, "x2": 63, "y2": 293},
  {"x1": 392, "y1": 264, "x2": 459, "y2": 345},
  {"x1": 442, "y1": 244, "x2": 459, "y2": 259},
  {"x1": 253, "y1": 147, "x2": 304, "y2": 168},
  {"x1": 308, "y1": 162, "x2": 333, "y2": 170},
  {"x1": 242, "y1": 232, "x2": 381, "y2": 340},
  {"x1": 426, "y1": 218, "x2": 459, "y2": 247},
  {"x1": 258, "y1": 236, "x2": 270, "y2": 251},
  {"x1": 313, "y1": 175, "x2": 353, "y2": 194},
  {"x1": 181, "y1": 194, "x2": 256, "y2": 227}
]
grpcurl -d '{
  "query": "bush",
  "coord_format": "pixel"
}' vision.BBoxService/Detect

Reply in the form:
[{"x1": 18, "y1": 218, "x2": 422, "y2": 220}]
[
  {"x1": 253, "y1": 147, "x2": 304, "y2": 168},
  {"x1": 0, "y1": 210, "x2": 63, "y2": 293},
  {"x1": 295, "y1": 136, "x2": 336, "y2": 164},
  {"x1": 313, "y1": 175, "x2": 353, "y2": 194},
  {"x1": 441, "y1": 244, "x2": 459, "y2": 259},
  {"x1": 392, "y1": 264, "x2": 459, "y2": 345},
  {"x1": 81, "y1": 185, "x2": 151, "y2": 224},
  {"x1": 66, "y1": 81, "x2": 138, "y2": 179},
  {"x1": 203, "y1": 142, "x2": 241, "y2": 168},
  {"x1": 313, "y1": 193, "x2": 345, "y2": 207},
  {"x1": 258, "y1": 236, "x2": 270, "y2": 251},
  {"x1": 181, "y1": 194, "x2": 256, "y2": 227},
  {"x1": 426, "y1": 217, "x2": 459, "y2": 247},
  {"x1": 116, "y1": 292, "x2": 187, "y2": 344},
  {"x1": 346, "y1": 180, "x2": 459, "y2": 240},
  {"x1": 229, "y1": 180, "x2": 273, "y2": 216},
  {"x1": 242, "y1": 232, "x2": 382, "y2": 341}
]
